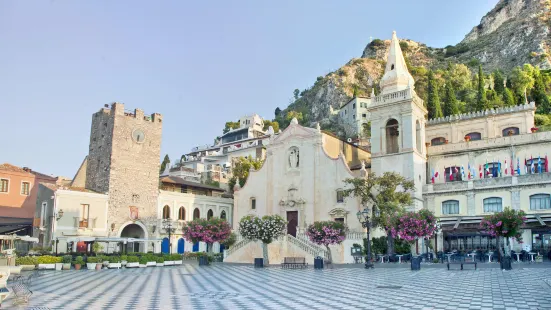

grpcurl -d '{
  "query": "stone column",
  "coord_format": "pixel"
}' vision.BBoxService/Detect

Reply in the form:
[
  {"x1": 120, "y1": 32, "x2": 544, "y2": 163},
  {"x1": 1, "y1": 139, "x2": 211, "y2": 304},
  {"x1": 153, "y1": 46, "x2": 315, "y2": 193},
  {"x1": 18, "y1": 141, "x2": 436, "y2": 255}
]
[
  {"x1": 467, "y1": 191, "x2": 476, "y2": 215},
  {"x1": 511, "y1": 189, "x2": 521, "y2": 210}
]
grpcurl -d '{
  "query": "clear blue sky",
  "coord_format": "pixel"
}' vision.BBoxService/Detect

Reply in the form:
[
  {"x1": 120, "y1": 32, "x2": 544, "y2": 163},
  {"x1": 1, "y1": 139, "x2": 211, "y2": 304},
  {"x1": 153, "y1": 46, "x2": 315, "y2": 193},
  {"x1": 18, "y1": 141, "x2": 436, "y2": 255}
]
[{"x1": 0, "y1": 0, "x2": 498, "y2": 177}]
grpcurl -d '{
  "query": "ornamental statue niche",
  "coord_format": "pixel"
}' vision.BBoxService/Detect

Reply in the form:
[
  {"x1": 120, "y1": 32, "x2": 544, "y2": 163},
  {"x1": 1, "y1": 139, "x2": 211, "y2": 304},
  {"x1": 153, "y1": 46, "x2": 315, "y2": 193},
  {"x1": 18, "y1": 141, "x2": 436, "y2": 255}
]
[{"x1": 288, "y1": 147, "x2": 299, "y2": 169}]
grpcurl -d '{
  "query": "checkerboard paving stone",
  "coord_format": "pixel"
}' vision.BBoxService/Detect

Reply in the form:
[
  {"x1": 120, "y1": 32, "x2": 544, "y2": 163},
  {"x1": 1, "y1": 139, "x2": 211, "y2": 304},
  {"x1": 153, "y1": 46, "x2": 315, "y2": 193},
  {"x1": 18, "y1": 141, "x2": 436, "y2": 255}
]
[{"x1": 4, "y1": 265, "x2": 551, "y2": 309}]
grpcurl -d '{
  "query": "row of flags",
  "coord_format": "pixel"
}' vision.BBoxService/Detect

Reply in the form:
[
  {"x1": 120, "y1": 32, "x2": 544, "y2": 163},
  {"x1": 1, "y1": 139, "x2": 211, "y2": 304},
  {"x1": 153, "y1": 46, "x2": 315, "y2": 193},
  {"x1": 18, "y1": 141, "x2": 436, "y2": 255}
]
[{"x1": 431, "y1": 155, "x2": 548, "y2": 183}]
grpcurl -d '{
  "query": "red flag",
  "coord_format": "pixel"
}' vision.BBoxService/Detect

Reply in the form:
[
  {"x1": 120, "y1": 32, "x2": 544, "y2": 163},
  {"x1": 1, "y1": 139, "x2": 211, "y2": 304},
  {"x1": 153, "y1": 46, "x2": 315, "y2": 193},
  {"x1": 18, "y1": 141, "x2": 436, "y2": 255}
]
[
  {"x1": 449, "y1": 167, "x2": 454, "y2": 181},
  {"x1": 511, "y1": 158, "x2": 514, "y2": 175},
  {"x1": 479, "y1": 165, "x2": 482, "y2": 178},
  {"x1": 505, "y1": 159, "x2": 508, "y2": 175},
  {"x1": 546, "y1": 155, "x2": 548, "y2": 173}
]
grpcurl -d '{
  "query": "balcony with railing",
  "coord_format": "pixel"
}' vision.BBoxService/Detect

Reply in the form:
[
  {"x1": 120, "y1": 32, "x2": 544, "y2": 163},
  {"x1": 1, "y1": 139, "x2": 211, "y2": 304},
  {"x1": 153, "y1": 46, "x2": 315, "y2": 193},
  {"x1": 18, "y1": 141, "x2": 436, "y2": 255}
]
[
  {"x1": 74, "y1": 217, "x2": 97, "y2": 229},
  {"x1": 424, "y1": 172, "x2": 551, "y2": 194}
]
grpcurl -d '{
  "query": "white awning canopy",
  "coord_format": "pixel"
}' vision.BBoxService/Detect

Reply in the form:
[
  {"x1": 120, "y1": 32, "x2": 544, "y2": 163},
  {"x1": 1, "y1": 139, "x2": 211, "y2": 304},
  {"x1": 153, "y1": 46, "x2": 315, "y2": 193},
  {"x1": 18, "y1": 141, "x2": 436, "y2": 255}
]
[
  {"x1": 62, "y1": 237, "x2": 163, "y2": 243},
  {"x1": 0, "y1": 235, "x2": 39, "y2": 242}
]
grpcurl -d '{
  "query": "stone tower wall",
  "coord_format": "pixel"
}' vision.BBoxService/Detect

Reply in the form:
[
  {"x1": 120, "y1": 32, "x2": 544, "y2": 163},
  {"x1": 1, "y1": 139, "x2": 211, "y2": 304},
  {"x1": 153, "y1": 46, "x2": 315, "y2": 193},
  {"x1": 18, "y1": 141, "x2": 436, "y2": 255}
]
[{"x1": 85, "y1": 108, "x2": 115, "y2": 193}]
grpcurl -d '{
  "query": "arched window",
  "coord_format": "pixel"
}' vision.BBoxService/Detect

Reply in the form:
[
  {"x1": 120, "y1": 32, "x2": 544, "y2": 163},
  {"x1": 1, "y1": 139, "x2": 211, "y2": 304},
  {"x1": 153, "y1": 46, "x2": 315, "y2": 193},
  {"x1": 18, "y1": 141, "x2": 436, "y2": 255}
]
[
  {"x1": 484, "y1": 162, "x2": 500, "y2": 178},
  {"x1": 193, "y1": 208, "x2": 200, "y2": 219},
  {"x1": 530, "y1": 194, "x2": 551, "y2": 210},
  {"x1": 207, "y1": 209, "x2": 213, "y2": 220},
  {"x1": 220, "y1": 210, "x2": 227, "y2": 220},
  {"x1": 465, "y1": 132, "x2": 481, "y2": 141},
  {"x1": 416, "y1": 120, "x2": 422, "y2": 152},
  {"x1": 483, "y1": 197, "x2": 502, "y2": 213},
  {"x1": 162, "y1": 205, "x2": 170, "y2": 219},
  {"x1": 250, "y1": 198, "x2": 256, "y2": 209},
  {"x1": 444, "y1": 166, "x2": 462, "y2": 182},
  {"x1": 502, "y1": 127, "x2": 519, "y2": 136},
  {"x1": 178, "y1": 207, "x2": 185, "y2": 221},
  {"x1": 442, "y1": 200, "x2": 459, "y2": 215},
  {"x1": 336, "y1": 190, "x2": 344, "y2": 203},
  {"x1": 525, "y1": 157, "x2": 547, "y2": 174},
  {"x1": 431, "y1": 137, "x2": 446, "y2": 146},
  {"x1": 385, "y1": 119, "x2": 399, "y2": 154}
]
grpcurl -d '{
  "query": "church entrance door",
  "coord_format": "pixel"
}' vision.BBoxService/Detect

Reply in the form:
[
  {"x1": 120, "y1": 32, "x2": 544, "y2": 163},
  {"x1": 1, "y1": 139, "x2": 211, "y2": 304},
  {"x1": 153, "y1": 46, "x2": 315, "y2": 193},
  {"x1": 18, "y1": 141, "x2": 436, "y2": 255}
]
[{"x1": 287, "y1": 211, "x2": 298, "y2": 237}]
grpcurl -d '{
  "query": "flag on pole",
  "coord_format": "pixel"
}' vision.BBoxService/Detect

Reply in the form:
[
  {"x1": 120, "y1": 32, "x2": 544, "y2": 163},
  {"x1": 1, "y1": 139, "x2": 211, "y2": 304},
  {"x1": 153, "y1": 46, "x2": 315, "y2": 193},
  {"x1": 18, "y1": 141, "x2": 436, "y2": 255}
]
[
  {"x1": 431, "y1": 169, "x2": 435, "y2": 184},
  {"x1": 498, "y1": 161, "x2": 502, "y2": 177},
  {"x1": 485, "y1": 161, "x2": 490, "y2": 177},
  {"x1": 479, "y1": 164, "x2": 483, "y2": 179},
  {"x1": 517, "y1": 157, "x2": 521, "y2": 175},
  {"x1": 511, "y1": 157, "x2": 514, "y2": 176},
  {"x1": 461, "y1": 165, "x2": 466, "y2": 180},
  {"x1": 468, "y1": 163, "x2": 472, "y2": 179},
  {"x1": 546, "y1": 154, "x2": 548, "y2": 172},
  {"x1": 525, "y1": 158, "x2": 528, "y2": 174},
  {"x1": 538, "y1": 156, "x2": 542, "y2": 173},
  {"x1": 449, "y1": 167, "x2": 454, "y2": 181},
  {"x1": 471, "y1": 165, "x2": 476, "y2": 180}
]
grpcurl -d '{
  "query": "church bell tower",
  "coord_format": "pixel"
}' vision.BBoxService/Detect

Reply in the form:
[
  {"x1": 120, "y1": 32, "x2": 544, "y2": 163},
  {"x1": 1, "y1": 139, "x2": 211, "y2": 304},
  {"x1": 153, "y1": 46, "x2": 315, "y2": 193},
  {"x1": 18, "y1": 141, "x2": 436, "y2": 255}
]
[{"x1": 367, "y1": 31, "x2": 427, "y2": 210}]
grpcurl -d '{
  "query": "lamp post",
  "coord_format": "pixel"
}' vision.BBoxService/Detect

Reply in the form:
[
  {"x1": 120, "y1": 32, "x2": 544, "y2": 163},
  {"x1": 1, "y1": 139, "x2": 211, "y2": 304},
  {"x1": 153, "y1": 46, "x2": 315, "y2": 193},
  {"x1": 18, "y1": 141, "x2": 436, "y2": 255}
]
[
  {"x1": 357, "y1": 208, "x2": 374, "y2": 269},
  {"x1": 162, "y1": 218, "x2": 176, "y2": 254}
]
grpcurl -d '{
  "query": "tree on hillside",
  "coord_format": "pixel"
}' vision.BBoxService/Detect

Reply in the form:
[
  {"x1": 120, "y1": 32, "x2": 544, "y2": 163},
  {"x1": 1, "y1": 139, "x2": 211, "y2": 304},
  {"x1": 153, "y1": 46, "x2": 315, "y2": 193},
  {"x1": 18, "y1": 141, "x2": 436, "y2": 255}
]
[
  {"x1": 427, "y1": 70, "x2": 443, "y2": 119},
  {"x1": 274, "y1": 107, "x2": 281, "y2": 118},
  {"x1": 263, "y1": 120, "x2": 280, "y2": 133},
  {"x1": 293, "y1": 89, "x2": 300, "y2": 100},
  {"x1": 228, "y1": 156, "x2": 264, "y2": 192},
  {"x1": 509, "y1": 64, "x2": 535, "y2": 104},
  {"x1": 223, "y1": 121, "x2": 241, "y2": 134},
  {"x1": 443, "y1": 83, "x2": 460, "y2": 117},
  {"x1": 476, "y1": 65, "x2": 487, "y2": 111},
  {"x1": 343, "y1": 172, "x2": 415, "y2": 256},
  {"x1": 160, "y1": 154, "x2": 170, "y2": 174},
  {"x1": 503, "y1": 88, "x2": 516, "y2": 106}
]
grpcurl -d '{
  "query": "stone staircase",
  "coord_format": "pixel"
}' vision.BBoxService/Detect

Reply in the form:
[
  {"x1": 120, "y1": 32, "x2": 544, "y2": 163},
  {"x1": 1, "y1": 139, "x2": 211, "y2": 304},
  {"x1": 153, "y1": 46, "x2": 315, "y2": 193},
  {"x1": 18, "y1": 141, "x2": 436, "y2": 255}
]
[
  {"x1": 287, "y1": 233, "x2": 330, "y2": 261},
  {"x1": 225, "y1": 234, "x2": 251, "y2": 258}
]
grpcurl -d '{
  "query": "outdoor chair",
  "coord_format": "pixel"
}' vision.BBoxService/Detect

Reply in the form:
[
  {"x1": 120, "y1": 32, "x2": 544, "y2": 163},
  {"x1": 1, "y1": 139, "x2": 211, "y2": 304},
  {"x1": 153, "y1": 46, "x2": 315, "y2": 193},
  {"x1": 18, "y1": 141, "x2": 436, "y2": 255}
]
[{"x1": 475, "y1": 250, "x2": 484, "y2": 262}]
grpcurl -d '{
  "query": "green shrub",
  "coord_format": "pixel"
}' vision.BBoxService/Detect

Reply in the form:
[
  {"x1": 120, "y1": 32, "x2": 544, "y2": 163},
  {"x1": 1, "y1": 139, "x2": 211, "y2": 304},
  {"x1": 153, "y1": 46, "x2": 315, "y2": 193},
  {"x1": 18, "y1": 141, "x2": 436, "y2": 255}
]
[
  {"x1": 36, "y1": 255, "x2": 61, "y2": 264},
  {"x1": 87, "y1": 257, "x2": 100, "y2": 263},
  {"x1": 120, "y1": 255, "x2": 128, "y2": 261},
  {"x1": 126, "y1": 256, "x2": 139, "y2": 263},
  {"x1": 62, "y1": 255, "x2": 72, "y2": 264},
  {"x1": 535, "y1": 114, "x2": 551, "y2": 126},
  {"x1": 171, "y1": 254, "x2": 182, "y2": 261},
  {"x1": 139, "y1": 256, "x2": 148, "y2": 265},
  {"x1": 73, "y1": 256, "x2": 85, "y2": 265},
  {"x1": 155, "y1": 256, "x2": 165, "y2": 263},
  {"x1": 15, "y1": 256, "x2": 38, "y2": 266},
  {"x1": 108, "y1": 256, "x2": 121, "y2": 263}
]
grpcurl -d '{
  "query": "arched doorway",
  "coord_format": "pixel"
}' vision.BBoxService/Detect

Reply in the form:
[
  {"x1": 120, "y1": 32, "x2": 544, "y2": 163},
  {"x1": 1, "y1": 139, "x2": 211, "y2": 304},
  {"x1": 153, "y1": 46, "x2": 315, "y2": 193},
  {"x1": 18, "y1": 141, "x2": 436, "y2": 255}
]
[
  {"x1": 177, "y1": 238, "x2": 185, "y2": 254},
  {"x1": 193, "y1": 208, "x2": 200, "y2": 219},
  {"x1": 120, "y1": 223, "x2": 145, "y2": 253},
  {"x1": 207, "y1": 209, "x2": 213, "y2": 220},
  {"x1": 220, "y1": 210, "x2": 227, "y2": 221},
  {"x1": 161, "y1": 237, "x2": 170, "y2": 254}
]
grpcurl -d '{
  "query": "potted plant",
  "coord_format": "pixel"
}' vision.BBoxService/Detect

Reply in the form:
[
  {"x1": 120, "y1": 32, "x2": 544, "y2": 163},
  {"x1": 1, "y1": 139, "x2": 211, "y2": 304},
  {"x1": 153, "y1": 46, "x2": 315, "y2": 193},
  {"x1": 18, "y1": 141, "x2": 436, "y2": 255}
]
[
  {"x1": 146, "y1": 254, "x2": 157, "y2": 267},
  {"x1": 62, "y1": 255, "x2": 72, "y2": 270},
  {"x1": 531, "y1": 127, "x2": 538, "y2": 133},
  {"x1": 155, "y1": 256, "x2": 165, "y2": 267},
  {"x1": 37, "y1": 255, "x2": 58, "y2": 270},
  {"x1": 101, "y1": 255, "x2": 110, "y2": 267},
  {"x1": 86, "y1": 257, "x2": 98, "y2": 270},
  {"x1": 54, "y1": 256, "x2": 63, "y2": 271},
  {"x1": 15, "y1": 256, "x2": 38, "y2": 271},
  {"x1": 507, "y1": 129, "x2": 515, "y2": 136},
  {"x1": 172, "y1": 254, "x2": 183, "y2": 265},
  {"x1": 139, "y1": 256, "x2": 149, "y2": 268},
  {"x1": 108, "y1": 256, "x2": 122, "y2": 269},
  {"x1": 120, "y1": 255, "x2": 128, "y2": 267},
  {"x1": 464, "y1": 135, "x2": 471, "y2": 142},
  {"x1": 164, "y1": 254, "x2": 174, "y2": 266},
  {"x1": 126, "y1": 256, "x2": 139, "y2": 268},
  {"x1": 73, "y1": 256, "x2": 84, "y2": 270},
  {"x1": 444, "y1": 139, "x2": 449, "y2": 144}
]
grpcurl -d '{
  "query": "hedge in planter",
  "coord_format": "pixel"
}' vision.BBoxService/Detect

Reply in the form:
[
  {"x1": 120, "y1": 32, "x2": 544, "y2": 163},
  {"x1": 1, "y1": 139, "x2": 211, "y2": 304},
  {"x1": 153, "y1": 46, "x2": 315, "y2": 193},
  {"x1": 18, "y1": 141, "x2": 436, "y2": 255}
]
[{"x1": 15, "y1": 256, "x2": 38, "y2": 266}]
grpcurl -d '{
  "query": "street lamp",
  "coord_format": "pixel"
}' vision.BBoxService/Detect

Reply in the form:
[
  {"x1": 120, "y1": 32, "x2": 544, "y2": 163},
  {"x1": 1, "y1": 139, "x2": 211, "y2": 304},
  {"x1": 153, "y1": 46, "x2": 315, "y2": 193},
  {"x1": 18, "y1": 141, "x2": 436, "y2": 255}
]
[
  {"x1": 357, "y1": 207, "x2": 374, "y2": 269},
  {"x1": 162, "y1": 218, "x2": 176, "y2": 254}
]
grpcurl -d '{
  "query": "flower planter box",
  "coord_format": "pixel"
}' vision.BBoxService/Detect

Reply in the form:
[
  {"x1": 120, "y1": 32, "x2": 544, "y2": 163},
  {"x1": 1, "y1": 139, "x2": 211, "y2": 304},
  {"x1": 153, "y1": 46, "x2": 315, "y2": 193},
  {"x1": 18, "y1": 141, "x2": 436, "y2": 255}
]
[
  {"x1": 121, "y1": 260, "x2": 127, "y2": 267},
  {"x1": 146, "y1": 261, "x2": 157, "y2": 267},
  {"x1": 156, "y1": 263, "x2": 165, "y2": 267},
  {"x1": 74, "y1": 264, "x2": 82, "y2": 270},
  {"x1": 108, "y1": 263, "x2": 122, "y2": 269},
  {"x1": 139, "y1": 264, "x2": 147, "y2": 268},
  {"x1": 87, "y1": 263, "x2": 97, "y2": 270},
  {"x1": 174, "y1": 260, "x2": 183, "y2": 265},
  {"x1": 96, "y1": 264, "x2": 102, "y2": 270},
  {"x1": 38, "y1": 264, "x2": 56, "y2": 270},
  {"x1": 55, "y1": 263, "x2": 63, "y2": 271},
  {"x1": 62, "y1": 263, "x2": 71, "y2": 270},
  {"x1": 20, "y1": 265, "x2": 36, "y2": 271},
  {"x1": 126, "y1": 262, "x2": 139, "y2": 268},
  {"x1": 164, "y1": 261, "x2": 175, "y2": 266}
]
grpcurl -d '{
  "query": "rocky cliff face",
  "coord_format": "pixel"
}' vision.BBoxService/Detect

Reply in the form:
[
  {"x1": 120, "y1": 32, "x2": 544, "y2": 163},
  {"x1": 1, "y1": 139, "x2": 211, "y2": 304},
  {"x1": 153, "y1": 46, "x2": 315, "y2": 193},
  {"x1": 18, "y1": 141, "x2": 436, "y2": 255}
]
[
  {"x1": 285, "y1": 0, "x2": 551, "y2": 124},
  {"x1": 456, "y1": 0, "x2": 551, "y2": 72}
]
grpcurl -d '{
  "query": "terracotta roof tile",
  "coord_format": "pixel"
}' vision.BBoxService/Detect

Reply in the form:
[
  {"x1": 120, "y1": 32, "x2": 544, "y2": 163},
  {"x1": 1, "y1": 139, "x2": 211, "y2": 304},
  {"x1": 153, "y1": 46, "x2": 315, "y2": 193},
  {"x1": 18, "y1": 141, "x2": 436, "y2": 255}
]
[{"x1": 0, "y1": 163, "x2": 30, "y2": 174}]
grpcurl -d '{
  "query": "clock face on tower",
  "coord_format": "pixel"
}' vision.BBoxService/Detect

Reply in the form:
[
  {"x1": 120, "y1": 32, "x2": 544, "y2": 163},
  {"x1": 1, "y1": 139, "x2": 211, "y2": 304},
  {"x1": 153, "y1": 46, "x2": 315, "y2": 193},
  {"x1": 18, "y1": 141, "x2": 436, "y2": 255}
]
[{"x1": 132, "y1": 129, "x2": 146, "y2": 143}]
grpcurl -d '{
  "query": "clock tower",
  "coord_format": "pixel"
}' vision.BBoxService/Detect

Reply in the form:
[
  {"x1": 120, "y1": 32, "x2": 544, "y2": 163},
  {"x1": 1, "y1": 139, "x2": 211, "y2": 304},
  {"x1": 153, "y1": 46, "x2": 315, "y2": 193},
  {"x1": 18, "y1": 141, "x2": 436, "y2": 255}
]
[{"x1": 85, "y1": 102, "x2": 163, "y2": 234}]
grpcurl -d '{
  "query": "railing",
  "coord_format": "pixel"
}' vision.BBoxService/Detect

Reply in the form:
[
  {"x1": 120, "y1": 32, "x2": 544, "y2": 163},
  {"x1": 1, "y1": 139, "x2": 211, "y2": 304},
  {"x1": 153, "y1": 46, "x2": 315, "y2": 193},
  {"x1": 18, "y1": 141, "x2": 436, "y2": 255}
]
[
  {"x1": 289, "y1": 233, "x2": 330, "y2": 261},
  {"x1": 225, "y1": 234, "x2": 251, "y2": 258},
  {"x1": 346, "y1": 231, "x2": 365, "y2": 240},
  {"x1": 374, "y1": 88, "x2": 411, "y2": 103},
  {"x1": 74, "y1": 217, "x2": 96, "y2": 229}
]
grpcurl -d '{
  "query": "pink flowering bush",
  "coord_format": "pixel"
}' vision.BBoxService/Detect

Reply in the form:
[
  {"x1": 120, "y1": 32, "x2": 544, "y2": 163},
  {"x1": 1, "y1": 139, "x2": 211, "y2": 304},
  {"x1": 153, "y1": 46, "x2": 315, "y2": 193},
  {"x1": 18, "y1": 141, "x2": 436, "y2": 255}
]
[
  {"x1": 182, "y1": 217, "x2": 232, "y2": 245},
  {"x1": 306, "y1": 221, "x2": 347, "y2": 263},
  {"x1": 479, "y1": 207, "x2": 526, "y2": 242},
  {"x1": 389, "y1": 209, "x2": 437, "y2": 242}
]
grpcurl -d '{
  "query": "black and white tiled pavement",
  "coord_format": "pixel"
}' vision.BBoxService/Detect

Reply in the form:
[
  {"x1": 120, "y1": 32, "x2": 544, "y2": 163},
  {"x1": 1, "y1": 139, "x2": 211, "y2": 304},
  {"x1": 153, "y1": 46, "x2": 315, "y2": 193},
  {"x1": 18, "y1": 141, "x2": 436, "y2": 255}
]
[{"x1": 4, "y1": 264, "x2": 551, "y2": 309}]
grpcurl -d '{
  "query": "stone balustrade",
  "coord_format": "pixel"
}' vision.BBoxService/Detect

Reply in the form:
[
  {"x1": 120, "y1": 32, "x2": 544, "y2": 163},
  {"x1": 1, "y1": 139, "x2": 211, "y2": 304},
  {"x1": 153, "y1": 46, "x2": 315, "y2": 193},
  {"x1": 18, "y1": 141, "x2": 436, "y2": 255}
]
[
  {"x1": 427, "y1": 102, "x2": 536, "y2": 126},
  {"x1": 423, "y1": 173, "x2": 551, "y2": 193},
  {"x1": 427, "y1": 130, "x2": 551, "y2": 155}
]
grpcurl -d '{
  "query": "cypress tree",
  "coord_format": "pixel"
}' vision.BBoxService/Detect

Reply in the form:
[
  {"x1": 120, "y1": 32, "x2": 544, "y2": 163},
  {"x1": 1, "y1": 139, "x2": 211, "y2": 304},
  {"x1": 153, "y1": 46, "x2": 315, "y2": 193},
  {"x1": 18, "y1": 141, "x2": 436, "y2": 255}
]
[
  {"x1": 427, "y1": 70, "x2": 443, "y2": 119},
  {"x1": 160, "y1": 154, "x2": 170, "y2": 174},
  {"x1": 493, "y1": 70, "x2": 505, "y2": 96},
  {"x1": 503, "y1": 88, "x2": 516, "y2": 107},
  {"x1": 476, "y1": 65, "x2": 487, "y2": 111},
  {"x1": 443, "y1": 83, "x2": 460, "y2": 117},
  {"x1": 533, "y1": 69, "x2": 551, "y2": 113}
]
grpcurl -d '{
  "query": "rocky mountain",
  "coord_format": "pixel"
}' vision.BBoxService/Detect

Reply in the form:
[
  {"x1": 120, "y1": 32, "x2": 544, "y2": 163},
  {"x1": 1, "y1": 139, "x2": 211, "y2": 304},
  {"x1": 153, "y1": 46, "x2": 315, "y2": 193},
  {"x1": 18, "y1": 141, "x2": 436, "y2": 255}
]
[{"x1": 284, "y1": 0, "x2": 551, "y2": 126}]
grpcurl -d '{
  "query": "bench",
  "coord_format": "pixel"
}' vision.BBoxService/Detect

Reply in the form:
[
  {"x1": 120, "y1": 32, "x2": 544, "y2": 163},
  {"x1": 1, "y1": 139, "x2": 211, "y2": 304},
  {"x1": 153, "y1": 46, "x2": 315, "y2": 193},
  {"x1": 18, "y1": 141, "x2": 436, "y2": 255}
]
[
  {"x1": 447, "y1": 261, "x2": 477, "y2": 270},
  {"x1": 282, "y1": 257, "x2": 308, "y2": 269}
]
